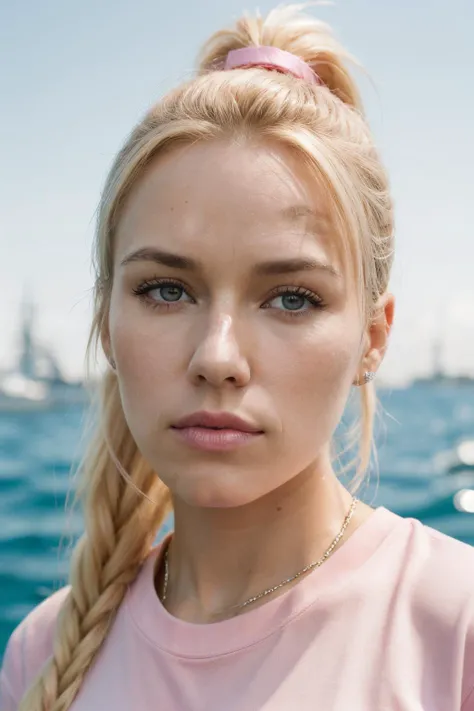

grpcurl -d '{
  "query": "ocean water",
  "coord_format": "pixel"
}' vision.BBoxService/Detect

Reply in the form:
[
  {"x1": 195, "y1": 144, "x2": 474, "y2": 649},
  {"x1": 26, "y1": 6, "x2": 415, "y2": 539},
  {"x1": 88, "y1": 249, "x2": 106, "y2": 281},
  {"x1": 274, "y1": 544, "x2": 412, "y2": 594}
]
[{"x1": 1, "y1": 384, "x2": 474, "y2": 659}]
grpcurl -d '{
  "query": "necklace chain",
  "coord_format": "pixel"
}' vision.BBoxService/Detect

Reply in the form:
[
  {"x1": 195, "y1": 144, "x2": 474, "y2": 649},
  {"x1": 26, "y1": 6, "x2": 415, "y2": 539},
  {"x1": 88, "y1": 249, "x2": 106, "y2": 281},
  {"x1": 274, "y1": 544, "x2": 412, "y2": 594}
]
[{"x1": 160, "y1": 497, "x2": 358, "y2": 614}]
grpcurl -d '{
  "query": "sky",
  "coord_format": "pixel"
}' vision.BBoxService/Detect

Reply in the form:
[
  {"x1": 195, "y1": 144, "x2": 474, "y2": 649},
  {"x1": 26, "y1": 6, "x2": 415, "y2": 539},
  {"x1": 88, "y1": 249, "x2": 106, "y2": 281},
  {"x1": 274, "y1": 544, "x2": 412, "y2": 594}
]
[{"x1": 0, "y1": 0, "x2": 473, "y2": 386}]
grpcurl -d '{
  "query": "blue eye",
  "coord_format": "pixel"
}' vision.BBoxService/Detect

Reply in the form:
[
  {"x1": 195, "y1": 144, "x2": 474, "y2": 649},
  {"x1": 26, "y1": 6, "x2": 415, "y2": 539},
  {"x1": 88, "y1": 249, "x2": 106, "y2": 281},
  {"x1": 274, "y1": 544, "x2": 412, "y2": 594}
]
[
  {"x1": 152, "y1": 285, "x2": 184, "y2": 302},
  {"x1": 270, "y1": 292, "x2": 318, "y2": 312},
  {"x1": 263, "y1": 287, "x2": 325, "y2": 317},
  {"x1": 133, "y1": 279, "x2": 193, "y2": 309}
]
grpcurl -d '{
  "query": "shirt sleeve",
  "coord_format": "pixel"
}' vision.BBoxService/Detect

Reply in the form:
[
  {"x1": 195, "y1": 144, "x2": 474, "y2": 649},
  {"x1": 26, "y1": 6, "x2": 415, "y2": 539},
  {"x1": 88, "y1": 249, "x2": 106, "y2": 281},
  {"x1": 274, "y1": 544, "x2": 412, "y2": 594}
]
[
  {"x1": 0, "y1": 668, "x2": 17, "y2": 711},
  {"x1": 0, "y1": 624, "x2": 25, "y2": 710},
  {"x1": 462, "y1": 597, "x2": 474, "y2": 710},
  {"x1": 0, "y1": 586, "x2": 70, "y2": 711}
]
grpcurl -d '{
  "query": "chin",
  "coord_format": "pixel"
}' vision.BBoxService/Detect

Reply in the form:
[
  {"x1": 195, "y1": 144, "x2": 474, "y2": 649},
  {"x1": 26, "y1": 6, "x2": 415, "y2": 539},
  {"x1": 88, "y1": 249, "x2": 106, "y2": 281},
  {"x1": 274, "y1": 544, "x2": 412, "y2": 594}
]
[{"x1": 173, "y1": 471, "x2": 269, "y2": 509}]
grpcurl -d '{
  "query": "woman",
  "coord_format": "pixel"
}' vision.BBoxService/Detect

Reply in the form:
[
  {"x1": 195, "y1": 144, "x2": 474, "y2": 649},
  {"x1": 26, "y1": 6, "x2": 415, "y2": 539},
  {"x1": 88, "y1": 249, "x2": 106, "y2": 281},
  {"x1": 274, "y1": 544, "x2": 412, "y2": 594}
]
[{"x1": 1, "y1": 5, "x2": 473, "y2": 710}]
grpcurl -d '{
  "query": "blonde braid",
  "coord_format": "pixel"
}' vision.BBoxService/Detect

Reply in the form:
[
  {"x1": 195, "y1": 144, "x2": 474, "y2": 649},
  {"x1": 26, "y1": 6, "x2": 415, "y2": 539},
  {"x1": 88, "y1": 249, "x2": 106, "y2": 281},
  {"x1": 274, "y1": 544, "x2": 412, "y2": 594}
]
[{"x1": 18, "y1": 374, "x2": 171, "y2": 710}]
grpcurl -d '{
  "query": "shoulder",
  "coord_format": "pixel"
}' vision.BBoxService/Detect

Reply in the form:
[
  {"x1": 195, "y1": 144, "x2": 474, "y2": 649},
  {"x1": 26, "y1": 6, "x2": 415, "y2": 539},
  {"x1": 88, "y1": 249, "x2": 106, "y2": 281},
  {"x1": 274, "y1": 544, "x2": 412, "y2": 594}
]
[
  {"x1": 389, "y1": 512, "x2": 474, "y2": 704},
  {"x1": 396, "y1": 513, "x2": 474, "y2": 597},
  {"x1": 0, "y1": 586, "x2": 71, "y2": 708},
  {"x1": 373, "y1": 507, "x2": 474, "y2": 590},
  {"x1": 385, "y1": 510, "x2": 474, "y2": 615}
]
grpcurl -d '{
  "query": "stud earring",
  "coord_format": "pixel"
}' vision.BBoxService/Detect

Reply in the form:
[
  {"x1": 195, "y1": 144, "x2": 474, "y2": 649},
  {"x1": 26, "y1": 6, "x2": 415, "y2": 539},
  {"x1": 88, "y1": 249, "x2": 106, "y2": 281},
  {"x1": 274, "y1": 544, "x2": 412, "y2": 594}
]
[{"x1": 354, "y1": 371, "x2": 376, "y2": 386}]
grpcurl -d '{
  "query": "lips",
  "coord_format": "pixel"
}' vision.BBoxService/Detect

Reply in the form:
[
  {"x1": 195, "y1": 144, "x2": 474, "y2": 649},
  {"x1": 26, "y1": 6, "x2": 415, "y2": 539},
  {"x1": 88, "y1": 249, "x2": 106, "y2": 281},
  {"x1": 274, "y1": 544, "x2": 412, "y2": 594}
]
[{"x1": 171, "y1": 411, "x2": 263, "y2": 433}]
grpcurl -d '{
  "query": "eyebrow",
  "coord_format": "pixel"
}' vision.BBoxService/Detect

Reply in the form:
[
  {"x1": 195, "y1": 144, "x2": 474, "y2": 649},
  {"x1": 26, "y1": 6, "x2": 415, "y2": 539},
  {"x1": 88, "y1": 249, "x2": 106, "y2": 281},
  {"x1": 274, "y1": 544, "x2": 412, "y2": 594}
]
[{"x1": 120, "y1": 247, "x2": 341, "y2": 278}]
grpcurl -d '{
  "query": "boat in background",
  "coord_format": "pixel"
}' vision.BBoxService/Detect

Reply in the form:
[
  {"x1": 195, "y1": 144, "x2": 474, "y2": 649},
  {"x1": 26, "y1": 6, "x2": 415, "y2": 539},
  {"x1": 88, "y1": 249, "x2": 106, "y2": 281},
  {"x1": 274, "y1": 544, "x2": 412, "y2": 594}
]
[
  {"x1": 0, "y1": 299, "x2": 92, "y2": 412},
  {"x1": 412, "y1": 336, "x2": 474, "y2": 388}
]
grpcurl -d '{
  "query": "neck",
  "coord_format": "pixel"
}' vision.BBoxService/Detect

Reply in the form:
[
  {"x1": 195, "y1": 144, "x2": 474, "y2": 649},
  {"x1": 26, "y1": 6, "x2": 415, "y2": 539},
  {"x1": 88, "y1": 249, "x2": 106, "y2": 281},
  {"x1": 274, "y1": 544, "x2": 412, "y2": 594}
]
[{"x1": 158, "y1": 462, "x2": 372, "y2": 623}]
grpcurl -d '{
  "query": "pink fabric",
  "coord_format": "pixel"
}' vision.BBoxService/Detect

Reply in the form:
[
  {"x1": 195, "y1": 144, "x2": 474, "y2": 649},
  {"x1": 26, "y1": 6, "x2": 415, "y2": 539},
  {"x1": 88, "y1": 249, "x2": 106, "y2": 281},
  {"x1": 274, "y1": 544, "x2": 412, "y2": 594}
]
[
  {"x1": 2, "y1": 507, "x2": 474, "y2": 710},
  {"x1": 224, "y1": 46, "x2": 322, "y2": 85}
]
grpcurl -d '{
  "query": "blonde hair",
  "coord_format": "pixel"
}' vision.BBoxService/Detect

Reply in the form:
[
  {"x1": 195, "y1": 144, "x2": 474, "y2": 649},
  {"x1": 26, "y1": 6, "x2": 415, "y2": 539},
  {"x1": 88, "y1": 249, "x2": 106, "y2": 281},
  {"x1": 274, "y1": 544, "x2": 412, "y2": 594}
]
[{"x1": 19, "y1": 5, "x2": 394, "y2": 709}]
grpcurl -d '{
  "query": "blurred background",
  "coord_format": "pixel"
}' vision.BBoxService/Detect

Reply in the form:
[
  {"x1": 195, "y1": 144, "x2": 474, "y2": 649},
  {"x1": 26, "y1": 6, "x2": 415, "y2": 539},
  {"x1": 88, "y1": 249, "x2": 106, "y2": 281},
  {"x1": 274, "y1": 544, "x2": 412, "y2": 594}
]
[{"x1": 1, "y1": 0, "x2": 473, "y2": 660}]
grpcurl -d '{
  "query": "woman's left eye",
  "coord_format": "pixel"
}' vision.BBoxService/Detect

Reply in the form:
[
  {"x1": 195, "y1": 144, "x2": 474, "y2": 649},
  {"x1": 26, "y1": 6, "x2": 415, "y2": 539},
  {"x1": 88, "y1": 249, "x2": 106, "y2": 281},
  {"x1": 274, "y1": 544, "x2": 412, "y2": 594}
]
[
  {"x1": 149, "y1": 284, "x2": 189, "y2": 303},
  {"x1": 263, "y1": 287, "x2": 325, "y2": 317}
]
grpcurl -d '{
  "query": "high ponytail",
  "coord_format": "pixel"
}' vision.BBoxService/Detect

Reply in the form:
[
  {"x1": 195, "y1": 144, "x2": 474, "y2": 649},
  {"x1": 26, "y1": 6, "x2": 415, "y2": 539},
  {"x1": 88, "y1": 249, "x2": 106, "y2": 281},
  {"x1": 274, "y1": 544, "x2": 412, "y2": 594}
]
[{"x1": 198, "y1": 3, "x2": 363, "y2": 108}]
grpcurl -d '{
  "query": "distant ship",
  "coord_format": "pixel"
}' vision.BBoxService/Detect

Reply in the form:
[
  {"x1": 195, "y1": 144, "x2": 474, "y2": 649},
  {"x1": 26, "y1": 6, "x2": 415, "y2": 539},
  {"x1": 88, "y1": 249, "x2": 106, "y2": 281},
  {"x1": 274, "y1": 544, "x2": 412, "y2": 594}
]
[
  {"x1": 0, "y1": 298, "x2": 92, "y2": 412},
  {"x1": 412, "y1": 335, "x2": 474, "y2": 387}
]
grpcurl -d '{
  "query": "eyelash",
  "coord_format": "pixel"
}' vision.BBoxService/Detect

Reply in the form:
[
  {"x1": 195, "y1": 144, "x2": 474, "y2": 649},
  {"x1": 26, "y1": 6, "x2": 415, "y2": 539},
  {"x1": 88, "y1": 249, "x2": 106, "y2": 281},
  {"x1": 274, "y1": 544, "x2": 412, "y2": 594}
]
[{"x1": 132, "y1": 278, "x2": 325, "y2": 318}]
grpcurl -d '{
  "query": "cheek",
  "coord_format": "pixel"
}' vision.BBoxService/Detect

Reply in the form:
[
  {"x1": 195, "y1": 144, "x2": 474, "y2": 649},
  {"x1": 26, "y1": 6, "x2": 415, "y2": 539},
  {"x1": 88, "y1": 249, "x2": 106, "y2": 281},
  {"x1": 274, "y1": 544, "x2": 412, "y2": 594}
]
[
  {"x1": 113, "y1": 334, "x2": 173, "y2": 469},
  {"x1": 109, "y1": 302, "x2": 179, "y2": 423},
  {"x1": 111, "y1": 289, "x2": 179, "y2": 373},
  {"x1": 271, "y1": 320, "x2": 358, "y2": 435}
]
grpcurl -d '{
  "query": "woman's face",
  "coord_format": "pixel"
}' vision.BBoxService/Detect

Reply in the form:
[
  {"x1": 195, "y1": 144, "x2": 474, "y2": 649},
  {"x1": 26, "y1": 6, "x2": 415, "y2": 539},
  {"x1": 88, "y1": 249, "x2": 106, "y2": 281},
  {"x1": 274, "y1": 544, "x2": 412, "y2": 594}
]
[{"x1": 107, "y1": 139, "x2": 372, "y2": 507}]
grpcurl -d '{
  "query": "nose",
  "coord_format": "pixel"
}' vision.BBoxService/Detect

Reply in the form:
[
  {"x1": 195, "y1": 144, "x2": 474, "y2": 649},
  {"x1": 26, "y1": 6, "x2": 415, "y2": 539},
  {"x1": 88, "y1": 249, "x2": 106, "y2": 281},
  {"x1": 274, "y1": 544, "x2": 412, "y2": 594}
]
[{"x1": 187, "y1": 312, "x2": 251, "y2": 388}]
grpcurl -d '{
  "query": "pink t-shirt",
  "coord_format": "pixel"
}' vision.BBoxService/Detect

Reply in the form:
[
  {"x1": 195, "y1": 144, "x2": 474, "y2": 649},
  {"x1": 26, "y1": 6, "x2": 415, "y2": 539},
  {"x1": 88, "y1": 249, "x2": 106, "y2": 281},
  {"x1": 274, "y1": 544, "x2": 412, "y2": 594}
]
[{"x1": 1, "y1": 506, "x2": 474, "y2": 710}]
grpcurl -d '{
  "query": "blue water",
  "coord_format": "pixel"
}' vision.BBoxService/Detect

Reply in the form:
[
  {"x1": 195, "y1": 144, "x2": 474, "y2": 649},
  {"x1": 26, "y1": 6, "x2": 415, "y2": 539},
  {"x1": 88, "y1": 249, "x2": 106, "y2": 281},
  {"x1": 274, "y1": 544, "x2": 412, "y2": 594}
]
[{"x1": 1, "y1": 384, "x2": 474, "y2": 659}]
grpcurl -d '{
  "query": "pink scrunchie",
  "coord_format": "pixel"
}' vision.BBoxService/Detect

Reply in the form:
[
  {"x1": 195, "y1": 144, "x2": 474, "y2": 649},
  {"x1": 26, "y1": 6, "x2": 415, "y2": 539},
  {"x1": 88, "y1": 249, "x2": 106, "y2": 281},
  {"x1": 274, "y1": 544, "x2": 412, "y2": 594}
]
[{"x1": 223, "y1": 46, "x2": 322, "y2": 86}]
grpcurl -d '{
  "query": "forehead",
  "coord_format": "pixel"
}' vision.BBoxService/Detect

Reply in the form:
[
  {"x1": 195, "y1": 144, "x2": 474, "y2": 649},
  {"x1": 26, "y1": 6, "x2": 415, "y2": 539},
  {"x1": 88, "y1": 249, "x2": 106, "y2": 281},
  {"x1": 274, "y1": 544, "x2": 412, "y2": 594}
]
[{"x1": 114, "y1": 138, "x2": 343, "y2": 269}]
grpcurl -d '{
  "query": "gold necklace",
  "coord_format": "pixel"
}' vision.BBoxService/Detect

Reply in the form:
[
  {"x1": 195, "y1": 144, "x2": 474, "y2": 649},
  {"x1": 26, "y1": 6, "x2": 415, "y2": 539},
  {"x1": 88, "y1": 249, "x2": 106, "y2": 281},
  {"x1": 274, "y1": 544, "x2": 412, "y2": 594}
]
[{"x1": 159, "y1": 497, "x2": 358, "y2": 614}]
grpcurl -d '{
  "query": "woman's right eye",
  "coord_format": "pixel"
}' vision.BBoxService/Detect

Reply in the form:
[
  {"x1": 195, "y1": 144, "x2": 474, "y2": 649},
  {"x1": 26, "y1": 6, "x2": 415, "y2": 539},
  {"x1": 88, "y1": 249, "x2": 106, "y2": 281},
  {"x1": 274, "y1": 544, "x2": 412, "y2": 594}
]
[{"x1": 132, "y1": 279, "x2": 193, "y2": 310}]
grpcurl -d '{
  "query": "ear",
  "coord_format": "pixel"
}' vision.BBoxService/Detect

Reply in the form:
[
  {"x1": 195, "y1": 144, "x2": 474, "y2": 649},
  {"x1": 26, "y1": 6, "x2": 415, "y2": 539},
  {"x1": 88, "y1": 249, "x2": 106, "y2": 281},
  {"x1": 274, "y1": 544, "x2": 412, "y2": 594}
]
[{"x1": 359, "y1": 292, "x2": 395, "y2": 377}]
